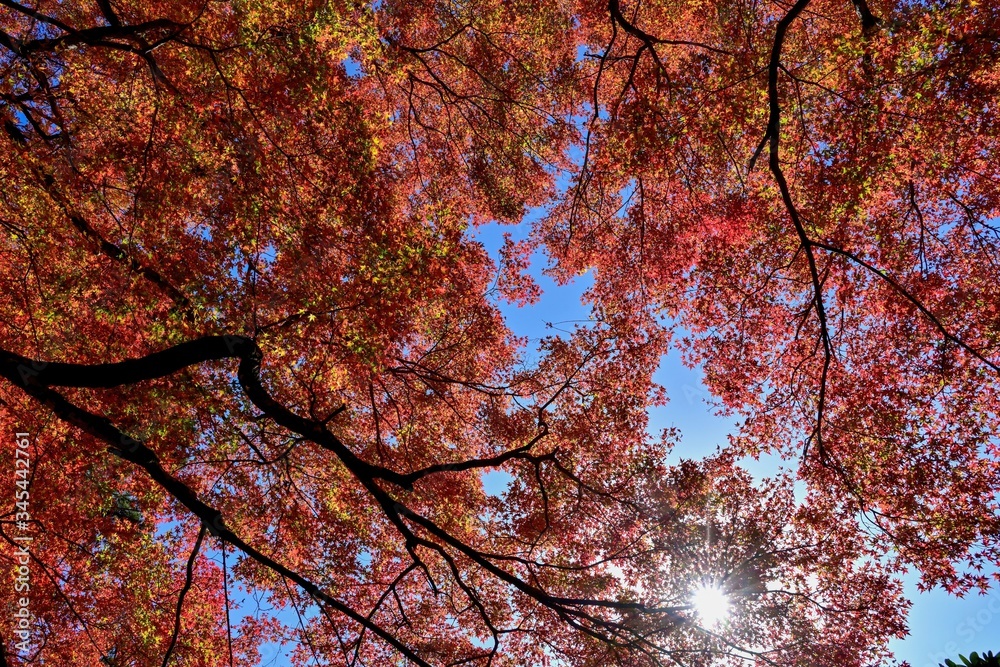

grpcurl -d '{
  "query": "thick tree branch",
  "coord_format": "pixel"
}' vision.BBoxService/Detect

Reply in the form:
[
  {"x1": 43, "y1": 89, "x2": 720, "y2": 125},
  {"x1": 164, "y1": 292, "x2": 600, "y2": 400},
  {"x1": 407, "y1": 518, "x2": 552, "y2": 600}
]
[
  {"x1": 0, "y1": 335, "x2": 413, "y2": 487},
  {"x1": 0, "y1": 351, "x2": 432, "y2": 667},
  {"x1": 0, "y1": 0, "x2": 74, "y2": 33},
  {"x1": 756, "y1": 0, "x2": 833, "y2": 462},
  {"x1": 17, "y1": 18, "x2": 182, "y2": 54},
  {"x1": 850, "y1": 0, "x2": 880, "y2": 33}
]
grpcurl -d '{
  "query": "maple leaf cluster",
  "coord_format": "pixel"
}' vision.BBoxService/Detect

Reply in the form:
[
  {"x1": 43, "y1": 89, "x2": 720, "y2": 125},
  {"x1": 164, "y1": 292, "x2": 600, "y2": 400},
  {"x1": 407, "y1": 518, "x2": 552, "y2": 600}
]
[{"x1": 0, "y1": 0, "x2": 997, "y2": 665}]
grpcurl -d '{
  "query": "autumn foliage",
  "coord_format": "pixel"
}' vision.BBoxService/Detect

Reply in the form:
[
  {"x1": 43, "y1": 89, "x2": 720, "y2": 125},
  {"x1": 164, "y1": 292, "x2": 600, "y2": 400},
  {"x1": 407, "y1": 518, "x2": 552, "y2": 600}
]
[{"x1": 0, "y1": 0, "x2": 998, "y2": 664}]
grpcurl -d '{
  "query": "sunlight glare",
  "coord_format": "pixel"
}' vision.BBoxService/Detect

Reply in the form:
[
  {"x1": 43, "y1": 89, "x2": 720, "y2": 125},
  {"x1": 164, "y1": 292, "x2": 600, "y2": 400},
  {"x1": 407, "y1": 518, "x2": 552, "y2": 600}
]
[{"x1": 692, "y1": 583, "x2": 730, "y2": 628}]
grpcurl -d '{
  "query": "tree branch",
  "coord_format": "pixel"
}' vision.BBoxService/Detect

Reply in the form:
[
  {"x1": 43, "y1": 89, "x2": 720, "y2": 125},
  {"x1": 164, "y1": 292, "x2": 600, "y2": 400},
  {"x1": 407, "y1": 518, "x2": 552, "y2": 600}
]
[
  {"x1": 161, "y1": 524, "x2": 207, "y2": 667},
  {"x1": 811, "y1": 240, "x2": 1000, "y2": 374}
]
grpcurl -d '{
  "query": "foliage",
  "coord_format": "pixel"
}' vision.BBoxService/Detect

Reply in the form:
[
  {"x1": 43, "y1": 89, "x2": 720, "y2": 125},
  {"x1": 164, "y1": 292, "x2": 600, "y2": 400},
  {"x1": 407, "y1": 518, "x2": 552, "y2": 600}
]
[
  {"x1": 0, "y1": 0, "x2": 998, "y2": 665},
  {"x1": 941, "y1": 652, "x2": 1000, "y2": 667}
]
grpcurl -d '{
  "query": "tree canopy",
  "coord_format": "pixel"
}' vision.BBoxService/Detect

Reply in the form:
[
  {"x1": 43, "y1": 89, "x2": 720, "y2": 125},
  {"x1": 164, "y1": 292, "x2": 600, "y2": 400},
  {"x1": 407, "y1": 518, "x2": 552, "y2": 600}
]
[{"x1": 0, "y1": 0, "x2": 998, "y2": 665}]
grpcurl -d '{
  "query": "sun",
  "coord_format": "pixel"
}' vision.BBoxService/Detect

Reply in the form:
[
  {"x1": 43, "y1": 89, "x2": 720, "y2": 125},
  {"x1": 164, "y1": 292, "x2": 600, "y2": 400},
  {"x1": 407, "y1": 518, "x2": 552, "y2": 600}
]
[{"x1": 691, "y1": 583, "x2": 730, "y2": 628}]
